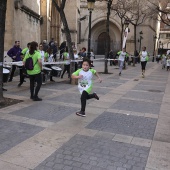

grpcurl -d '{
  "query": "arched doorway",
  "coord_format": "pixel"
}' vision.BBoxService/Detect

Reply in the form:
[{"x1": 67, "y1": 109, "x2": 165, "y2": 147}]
[{"x1": 97, "y1": 32, "x2": 110, "y2": 55}]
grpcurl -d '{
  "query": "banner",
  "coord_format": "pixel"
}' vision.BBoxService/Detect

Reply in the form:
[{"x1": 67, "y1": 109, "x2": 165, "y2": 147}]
[{"x1": 122, "y1": 27, "x2": 129, "y2": 49}]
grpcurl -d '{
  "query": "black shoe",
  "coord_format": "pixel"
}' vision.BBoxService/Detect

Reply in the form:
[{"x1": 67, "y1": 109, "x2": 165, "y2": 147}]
[
  {"x1": 33, "y1": 97, "x2": 42, "y2": 101},
  {"x1": 61, "y1": 76, "x2": 63, "y2": 79},
  {"x1": 8, "y1": 79, "x2": 12, "y2": 82},
  {"x1": 119, "y1": 72, "x2": 121, "y2": 76},
  {"x1": 76, "y1": 111, "x2": 86, "y2": 117},
  {"x1": 2, "y1": 88, "x2": 7, "y2": 91},
  {"x1": 93, "y1": 92, "x2": 99, "y2": 100},
  {"x1": 30, "y1": 96, "x2": 34, "y2": 100},
  {"x1": 23, "y1": 80, "x2": 26, "y2": 82},
  {"x1": 50, "y1": 79, "x2": 55, "y2": 82},
  {"x1": 18, "y1": 82, "x2": 23, "y2": 87}
]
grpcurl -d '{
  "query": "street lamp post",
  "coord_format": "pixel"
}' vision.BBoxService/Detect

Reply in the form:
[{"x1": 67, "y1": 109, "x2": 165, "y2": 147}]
[
  {"x1": 87, "y1": 0, "x2": 95, "y2": 59},
  {"x1": 138, "y1": 31, "x2": 143, "y2": 52},
  {"x1": 153, "y1": 35, "x2": 157, "y2": 62},
  {"x1": 123, "y1": 19, "x2": 130, "y2": 49},
  {"x1": 159, "y1": 41, "x2": 164, "y2": 54}
]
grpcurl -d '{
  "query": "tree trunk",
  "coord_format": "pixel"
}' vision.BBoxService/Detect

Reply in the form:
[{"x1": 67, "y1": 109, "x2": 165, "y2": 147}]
[
  {"x1": 133, "y1": 25, "x2": 137, "y2": 66},
  {"x1": 0, "y1": 0, "x2": 7, "y2": 101},
  {"x1": 57, "y1": 8, "x2": 74, "y2": 83},
  {"x1": 104, "y1": 0, "x2": 112, "y2": 74},
  {"x1": 121, "y1": 21, "x2": 123, "y2": 48}
]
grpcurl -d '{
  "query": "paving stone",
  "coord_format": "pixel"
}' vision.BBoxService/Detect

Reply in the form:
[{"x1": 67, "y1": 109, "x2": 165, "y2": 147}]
[
  {"x1": 34, "y1": 135, "x2": 150, "y2": 170},
  {"x1": 0, "y1": 119, "x2": 43, "y2": 154},
  {"x1": 95, "y1": 81, "x2": 122, "y2": 88},
  {"x1": 42, "y1": 81, "x2": 74, "y2": 90},
  {"x1": 9, "y1": 88, "x2": 54, "y2": 98},
  {"x1": 139, "y1": 81, "x2": 166, "y2": 86},
  {"x1": 49, "y1": 93, "x2": 81, "y2": 104},
  {"x1": 132, "y1": 84, "x2": 165, "y2": 93},
  {"x1": 9, "y1": 103, "x2": 78, "y2": 122},
  {"x1": 86, "y1": 112, "x2": 157, "y2": 139},
  {"x1": 123, "y1": 90, "x2": 164, "y2": 102},
  {"x1": 110, "y1": 99, "x2": 161, "y2": 114}
]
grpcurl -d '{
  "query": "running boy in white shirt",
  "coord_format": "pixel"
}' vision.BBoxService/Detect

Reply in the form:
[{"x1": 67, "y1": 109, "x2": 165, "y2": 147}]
[{"x1": 117, "y1": 48, "x2": 129, "y2": 76}]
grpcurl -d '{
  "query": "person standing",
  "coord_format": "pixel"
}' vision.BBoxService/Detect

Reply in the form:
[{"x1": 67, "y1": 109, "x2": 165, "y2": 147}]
[
  {"x1": 71, "y1": 58, "x2": 102, "y2": 117},
  {"x1": 44, "y1": 48, "x2": 55, "y2": 82},
  {"x1": 61, "y1": 47, "x2": 70, "y2": 78},
  {"x1": 161, "y1": 52, "x2": 167, "y2": 69},
  {"x1": 139, "y1": 46, "x2": 149, "y2": 78},
  {"x1": 7, "y1": 41, "x2": 22, "y2": 82},
  {"x1": 73, "y1": 49, "x2": 79, "y2": 71},
  {"x1": 18, "y1": 42, "x2": 31, "y2": 87},
  {"x1": 42, "y1": 40, "x2": 49, "y2": 52},
  {"x1": 51, "y1": 41, "x2": 58, "y2": 61},
  {"x1": 109, "y1": 49, "x2": 114, "y2": 66},
  {"x1": 117, "y1": 48, "x2": 128, "y2": 76},
  {"x1": 59, "y1": 41, "x2": 66, "y2": 60},
  {"x1": 166, "y1": 56, "x2": 170, "y2": 71},
  {"x1": 23, "y1": 41, "x2": 42, "y2": 101}
]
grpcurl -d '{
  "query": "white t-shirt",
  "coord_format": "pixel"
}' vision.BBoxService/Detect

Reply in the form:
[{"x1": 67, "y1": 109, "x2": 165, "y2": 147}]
[
  {"x1": 74, "y1": 54, "x2": 79, "y2": 63},
  {"x1": 48, "y1": 54, "x2": 54, "y2": 62},
  {"x1": 39, "y1": 50, "x2": 45, "y2": 62},
  {"x1": 118, "y1": 51, "x2": 126, "y2": 61},
  {"x1": 73, "y1": 68, "x2": 96, "y2": 94},
  {"x1": 63, "y1": 52, "x2": 70, "y2": 65},
  {"x1": 167, "y1": 59, "x2": 170, "y2": 66},
  {"x1": 140, "y1": 51, "x2": 148, "y2": 62}
]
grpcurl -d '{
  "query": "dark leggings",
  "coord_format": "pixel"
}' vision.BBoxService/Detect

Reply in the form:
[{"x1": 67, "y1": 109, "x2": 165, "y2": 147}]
[
  {"x1": 81, "y1": 91, "x2": 95, "y2": 112},
  {"x1": 61, "y1": 64, "x2": 70, "y2": 78},
  {"x1": 29, "y1": 73, "x2": 42, "y2": 97},
  {"x1": 9, "y1": 65, "x2": 24, "y2": 82},
  {"x1": 141, "y1": 61, "x2": 147, "y2": 71}
]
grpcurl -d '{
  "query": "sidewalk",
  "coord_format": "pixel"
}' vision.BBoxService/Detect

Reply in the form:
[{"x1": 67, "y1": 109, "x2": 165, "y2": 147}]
[{"x1": 0, "y1": 61, "x2": 170, "y2": 170}]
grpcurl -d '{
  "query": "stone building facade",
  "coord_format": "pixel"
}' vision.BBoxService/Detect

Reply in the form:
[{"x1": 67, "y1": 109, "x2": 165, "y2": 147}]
[
  {"x1": 4, "y1": 0, "x2": 60, "y2": 56},
  {"x1": 77, "y1": 0, "x2": 158, "y2": 55},
  {"x1": 4, "y1": 0, "x2": 161, "y2": 57}
]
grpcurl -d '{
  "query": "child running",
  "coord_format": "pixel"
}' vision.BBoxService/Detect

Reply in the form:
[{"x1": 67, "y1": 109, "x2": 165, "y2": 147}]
[
  {"x1": 166, "y1": 56, "x2": 170, "y2": 71},
  {"x1": 72, "y1": 58, "x2": 102, "y2": 117}
]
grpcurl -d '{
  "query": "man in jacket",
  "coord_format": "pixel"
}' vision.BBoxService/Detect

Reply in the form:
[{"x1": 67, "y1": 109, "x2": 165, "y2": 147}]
[{"x1": 7, "y1": 41, "x2": 22, "y2": 82}]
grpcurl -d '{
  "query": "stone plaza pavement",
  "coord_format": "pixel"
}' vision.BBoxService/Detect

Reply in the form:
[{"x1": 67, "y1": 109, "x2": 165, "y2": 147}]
[{"x1": 0, "y1": 61, "x2": 170, "y2": 170}]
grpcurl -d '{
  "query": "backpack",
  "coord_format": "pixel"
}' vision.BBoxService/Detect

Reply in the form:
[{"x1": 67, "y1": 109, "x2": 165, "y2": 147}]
[{"x1": 25, "y1": 55, "x2": 37, "y2": 70}]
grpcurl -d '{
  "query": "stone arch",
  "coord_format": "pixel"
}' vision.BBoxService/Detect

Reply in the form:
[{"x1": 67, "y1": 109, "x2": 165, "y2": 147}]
[{"x1": 84, "y1": 17, "x2": 121, "y2": 54}]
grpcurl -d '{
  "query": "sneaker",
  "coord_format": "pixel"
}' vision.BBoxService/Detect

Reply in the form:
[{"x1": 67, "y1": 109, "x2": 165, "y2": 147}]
[
  {"x1": 2, "y1": 88, "x2": 7, "y2": 91},
  {"x1": 93, "y1": 92, "x2": 99, "y2": 100},
  {"x1": 42, "y1": 82, "x2": 46, "y2": 85},
  {"x1": 33, "y1": 97, "x2": 42, "y2": 101},
  {"x1": 30, "y1": 96, "x2": 34, "y2": 100},
  {"x1": 76, "y1": 111, "x2": 86, "y2": 117},
  {"x1": 18, "y1": 82, "x2": 23, "y2": 87}
]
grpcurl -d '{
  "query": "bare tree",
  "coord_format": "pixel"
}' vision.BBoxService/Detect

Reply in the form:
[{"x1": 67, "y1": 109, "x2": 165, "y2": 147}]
[
  {"x1": 112, "y1": 0, "x2": 132, "y2": 47},
  {"x1": 124, "y1": 0, "x2": 153, "y2": 66},
  {"x1": 148, "y1": 0, "x2": 170, "y2": 26},
  {"x1": 52, "y1": 0, "x2": 74, "y2": 83},
  {"x1": 96, "y1": 0, "x2": 114, "y2": 74},
  {"x1": 0, "y1": 0, "x2": 7, "y2": 102}
]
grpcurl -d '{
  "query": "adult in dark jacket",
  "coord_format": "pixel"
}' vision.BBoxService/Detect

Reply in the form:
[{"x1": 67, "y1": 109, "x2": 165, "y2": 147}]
[
  {"x1": 51, "y1": 41, "x2": 58, "y2": 61},
  {"x1": 7, "y1": 41, "x2": 22, "y2": 82},
  {"x1": 59, "y1": 41, "x2": 66, "y2": 59}
]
